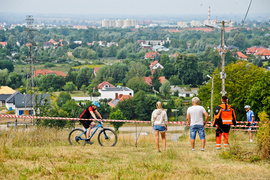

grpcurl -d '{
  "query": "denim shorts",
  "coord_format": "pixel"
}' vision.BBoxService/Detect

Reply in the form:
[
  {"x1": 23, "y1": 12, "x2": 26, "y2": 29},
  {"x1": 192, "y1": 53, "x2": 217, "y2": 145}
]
[
  {"x1": 153, "y1": 125, "x2": 166, "y2": 132},
  {"x1": 190, "y1": 125, "x2": 205, "y2": 140}
]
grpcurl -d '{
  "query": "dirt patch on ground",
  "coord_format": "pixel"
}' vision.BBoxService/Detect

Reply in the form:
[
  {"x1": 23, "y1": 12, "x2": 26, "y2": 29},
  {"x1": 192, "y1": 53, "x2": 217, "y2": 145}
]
[
  {"x1": 0, "y1": 117, "x2": 33, "y2": 124},
  {"x1": 0, "y1": 109, "x2": 7, "y2": 114}
]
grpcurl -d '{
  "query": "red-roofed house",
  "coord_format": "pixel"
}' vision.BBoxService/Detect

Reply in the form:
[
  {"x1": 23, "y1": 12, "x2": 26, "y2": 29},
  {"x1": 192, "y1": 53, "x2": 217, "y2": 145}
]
[
  {"x1": 0, "y1": 42, "x2": 7, "y2": 47},
  {"x1": 149, "y1": 60, "x2": 164, "y2": 73},
  {"x1": 67, "y1": 52, "x2": 73, "y2": 56},
  {"x1": 98, "y1": 81, "x2": 115, "y2": 89},
  {"x1": 144, "y1": 76, "x2": 166, "y2": 86},
  {"x1": 25, "y1": 43, "x2": 33, "y2": 47},
  {"x1": 144, "y1": 77, "x2": 152, "y2": 86},
  {"x1": 246, "y1": 46, "x2": 266, "y2": 55},
  {"x1": 142, "y1": 44, "x2": 152, "y2": 50},
  {"x1": 236, "y1": 51, "x2": 248, "y2": 60},
  {"x1": 145, "y1": 52, "x2": 160, "y2": 59},
  {"x1": 73, "y1": 25, "x2": 88, "y2": 30},
  {"x1": 48, "y1": 39, "x2": 58, "y2": 45},
  {"x1": 255, "y1": 48, "x2": 270, "y2": 60},
  {"x1": 34, "y1": 69, "x2": 67, "y2": 77},
  {"x1": 108, "y1": 94, "x2": 132, "y2": 108},
  {"x1": 158, "y1": 77, "x2": 166, "y2": 84},
  {"x1": 169, "y1": 53, "x2": 178, "y2": 58}
]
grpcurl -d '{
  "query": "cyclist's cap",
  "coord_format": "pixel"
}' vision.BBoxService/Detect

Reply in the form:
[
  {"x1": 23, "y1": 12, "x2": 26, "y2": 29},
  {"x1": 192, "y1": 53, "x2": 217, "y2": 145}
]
[
  {"x1": 244, "y1": 105, "x2": 250, "y2": 109},
  {"x1": 221, "y1": 96, "x2": 228, "y2": 102},
  {"x1": 92, "y1": 101, "x2": 100, "y2": 107}
]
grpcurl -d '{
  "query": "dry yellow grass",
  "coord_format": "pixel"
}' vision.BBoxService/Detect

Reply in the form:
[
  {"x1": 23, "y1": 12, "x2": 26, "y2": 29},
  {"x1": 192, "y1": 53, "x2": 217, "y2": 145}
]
[{"x1": 0, "y1": 127, "x2": 269, "y2": 180}]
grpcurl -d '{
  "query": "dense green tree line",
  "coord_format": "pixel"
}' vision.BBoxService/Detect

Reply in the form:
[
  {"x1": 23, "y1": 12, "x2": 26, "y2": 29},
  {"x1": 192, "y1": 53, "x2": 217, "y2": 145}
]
[{"x1": 198, "y1": 61, "x2": 270, "y2": 121}]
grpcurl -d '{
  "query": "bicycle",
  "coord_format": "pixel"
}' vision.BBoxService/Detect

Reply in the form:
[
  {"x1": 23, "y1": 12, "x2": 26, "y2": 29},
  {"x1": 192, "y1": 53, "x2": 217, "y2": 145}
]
[{"x1": 68, "y1": 120, "x2": 117, "y2": 147}]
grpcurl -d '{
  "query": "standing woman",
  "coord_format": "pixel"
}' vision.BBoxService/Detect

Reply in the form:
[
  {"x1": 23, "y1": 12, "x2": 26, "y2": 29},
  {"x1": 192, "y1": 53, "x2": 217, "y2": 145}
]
[{"x1": 151, "y1": 101, "x2": 168, "y2": 152}]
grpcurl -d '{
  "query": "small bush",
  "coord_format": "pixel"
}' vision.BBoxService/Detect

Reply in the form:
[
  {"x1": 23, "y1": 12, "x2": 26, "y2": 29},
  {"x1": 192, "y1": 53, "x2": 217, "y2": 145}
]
[
  {"x1": 257, "y1": 111, "x2": 270, "y2": 159},
  {"x1": 169, "y1": 117, "x2": 175, "y2": 121},
  {"x1": 219, "y1": 131, "x2": 259, "y2": 161},
  {"x1": 6, "y1": 110, "x2": 15, "y2": 114},
  {"x1": 44, "y1": 62, "x2": 55, "y2": 68}
]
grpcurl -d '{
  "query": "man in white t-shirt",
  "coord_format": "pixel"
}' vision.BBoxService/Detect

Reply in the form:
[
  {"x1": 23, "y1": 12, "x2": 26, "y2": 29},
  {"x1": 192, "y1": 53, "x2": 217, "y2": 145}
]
[{"x1": 186, "y1": 97, "x2": 209, "y2": 151}]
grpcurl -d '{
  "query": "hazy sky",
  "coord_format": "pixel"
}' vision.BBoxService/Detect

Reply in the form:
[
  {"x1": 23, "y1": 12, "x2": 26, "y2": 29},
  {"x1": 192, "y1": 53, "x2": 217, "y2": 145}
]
[{"x1": 0, "y1": 0, "x2": 269, "y2": 16}]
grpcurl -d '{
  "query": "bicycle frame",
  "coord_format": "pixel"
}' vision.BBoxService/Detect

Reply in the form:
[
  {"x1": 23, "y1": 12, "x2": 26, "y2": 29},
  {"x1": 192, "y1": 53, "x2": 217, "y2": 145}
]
[
  {"x1": 69, "y1": 120, "x2": 117, "y2": 146},
  {"x1": 77, "y1": 121, "x2": 104, "y2": 141}
]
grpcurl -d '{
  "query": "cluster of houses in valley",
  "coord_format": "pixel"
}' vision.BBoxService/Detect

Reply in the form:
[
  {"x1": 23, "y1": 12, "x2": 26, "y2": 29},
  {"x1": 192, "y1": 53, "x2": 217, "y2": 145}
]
[
  {"x1": 43, "y1": 39, "x2": 120, "y2": 50},
  {"x1": 0, "y1": 58, "x2": 198, "y2": 116},
  {"x1": 1, "y1": 33, "x2": 270, "y2": 63},
  {"x1": 1, "y1": 37, "x2": 269, "y2": 116},
  {"x1": 81, "y1": 58, "x2": 197, "y2": 108}
]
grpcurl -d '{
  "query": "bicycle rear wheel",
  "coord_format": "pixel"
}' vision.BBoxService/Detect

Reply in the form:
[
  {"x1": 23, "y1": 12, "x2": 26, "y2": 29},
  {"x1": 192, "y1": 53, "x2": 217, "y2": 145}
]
[
  {"x1": 98, "y1": 128, "x2": 117, "y2": 147},
  {"x1": 68, "y1": 128, "x2": 86, "y2": 146}
]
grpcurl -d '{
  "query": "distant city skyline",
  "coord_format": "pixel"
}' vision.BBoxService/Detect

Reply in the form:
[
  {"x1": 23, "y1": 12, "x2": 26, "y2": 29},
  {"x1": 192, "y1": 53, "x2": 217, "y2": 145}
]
[{"x1": 0, "y1": 0, "x2": 269, "y2": 17}]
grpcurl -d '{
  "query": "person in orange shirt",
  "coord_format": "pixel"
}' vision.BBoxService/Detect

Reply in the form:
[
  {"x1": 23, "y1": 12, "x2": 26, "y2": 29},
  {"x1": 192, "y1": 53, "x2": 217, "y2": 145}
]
[{"x1": 213, "y1": 96, "x2": 237, "y2": 149}]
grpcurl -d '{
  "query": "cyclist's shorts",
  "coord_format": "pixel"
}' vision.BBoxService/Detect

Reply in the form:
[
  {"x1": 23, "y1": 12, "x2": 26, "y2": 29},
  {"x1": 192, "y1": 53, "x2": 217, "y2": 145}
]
[
  {"x1": 247, "y1": 122, "x2": 256, "y2": 131},
  {"x1": 80, "y1": 120, "x2": 93, "y2": 129}
]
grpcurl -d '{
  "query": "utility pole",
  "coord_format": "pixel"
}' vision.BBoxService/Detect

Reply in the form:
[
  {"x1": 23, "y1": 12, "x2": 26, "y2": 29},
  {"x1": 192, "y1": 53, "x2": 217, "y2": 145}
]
[
  {"x1": 205, "y1": 20, "x2": 228, "y2": 96},
  {"x1": 207, "y1": 75, "x2": 214, "y2": 122},
  {"x1": 221, "y1": 21, "x2": 226, "y2": 96},
  {"x1": 210, "y1": 76, "x2": 214, "y2": 121}
]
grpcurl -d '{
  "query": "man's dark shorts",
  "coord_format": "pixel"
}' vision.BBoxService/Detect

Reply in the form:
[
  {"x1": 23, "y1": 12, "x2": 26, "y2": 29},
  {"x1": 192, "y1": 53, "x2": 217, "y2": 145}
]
[
  {"x1": 80, "y1": 120, "x2": 93, "y2": 129},
  {"x1": 247, "y1": 122, "x2": 256, "y2": 131}
]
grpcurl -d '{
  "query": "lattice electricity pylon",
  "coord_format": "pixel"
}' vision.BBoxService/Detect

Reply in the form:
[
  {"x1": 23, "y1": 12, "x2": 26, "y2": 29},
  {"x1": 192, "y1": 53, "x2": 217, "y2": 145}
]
[{"x1": 24, "y1": 15, "x2": 38, "y2": 121}]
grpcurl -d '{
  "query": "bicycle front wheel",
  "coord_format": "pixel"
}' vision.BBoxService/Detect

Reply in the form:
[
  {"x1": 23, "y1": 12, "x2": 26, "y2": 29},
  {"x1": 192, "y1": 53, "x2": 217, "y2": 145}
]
[
  {"x1": 98, "y1": 128, "x2": 117, "y2": 147},
  {"x1": 68, "y1": 128, "x2": 86, "y2": 146}
]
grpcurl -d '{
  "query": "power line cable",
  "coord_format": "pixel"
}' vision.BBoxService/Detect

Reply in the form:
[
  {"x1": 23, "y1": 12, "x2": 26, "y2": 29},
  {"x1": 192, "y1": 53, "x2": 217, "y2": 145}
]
[
  {"x1": 230, "y1": 0, "x2": 253, "y2": 46},
  {"x1": 240, "y1": 0, "x2": 253, "y2": 31}
]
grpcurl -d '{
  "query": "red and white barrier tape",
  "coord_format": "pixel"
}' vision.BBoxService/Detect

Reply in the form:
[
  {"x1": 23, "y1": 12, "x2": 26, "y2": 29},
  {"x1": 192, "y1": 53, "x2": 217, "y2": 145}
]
[{"x1": 0, "y1": 114, "x2": 259, "y2": 128}]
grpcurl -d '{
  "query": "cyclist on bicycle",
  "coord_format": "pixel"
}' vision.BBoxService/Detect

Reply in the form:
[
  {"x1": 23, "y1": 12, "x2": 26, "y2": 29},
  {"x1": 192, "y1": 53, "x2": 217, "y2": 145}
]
[{"x1": 79, "y1": 101, "x2": 103, "y2": 144}]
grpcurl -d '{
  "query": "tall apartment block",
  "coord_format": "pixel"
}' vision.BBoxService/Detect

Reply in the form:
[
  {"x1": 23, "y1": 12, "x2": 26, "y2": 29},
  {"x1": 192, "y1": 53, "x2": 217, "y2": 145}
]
[
  {"x1": 116, "y1": 20, "x2": 124, "y2": 27},
  {"x1": 102, "y1": 19, "x2": 116, "y2": 28},
  {"x1": 177, "y1": 21, "x2": 188, "y2": 27},
  {"x1": 123, "y1": 19, "x2": 138, "y2": 27},
  {"x1": 102, "y1": 19, "x2": 138, "y2": 28},
  {"x1": 190, "y1": 20, "x2": 202, "y2": 27}
]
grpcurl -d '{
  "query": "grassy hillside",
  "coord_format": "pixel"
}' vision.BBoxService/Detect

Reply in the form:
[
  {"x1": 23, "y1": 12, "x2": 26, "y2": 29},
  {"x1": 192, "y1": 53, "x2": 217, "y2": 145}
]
[{"x1": 0, "y1": 126, "x2": 269, "y2": 179}]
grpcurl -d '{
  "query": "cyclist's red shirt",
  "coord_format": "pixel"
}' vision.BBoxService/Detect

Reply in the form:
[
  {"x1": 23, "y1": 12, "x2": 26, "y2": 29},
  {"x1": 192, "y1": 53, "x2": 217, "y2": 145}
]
[{"x1": 80, "y1": 106, "x2": 96, "y2": 119}]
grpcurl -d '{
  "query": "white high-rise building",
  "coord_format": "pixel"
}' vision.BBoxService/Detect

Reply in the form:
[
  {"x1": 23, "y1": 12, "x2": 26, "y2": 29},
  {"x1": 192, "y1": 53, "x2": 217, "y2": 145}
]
[
  {"x1": 102, "y1": 19, "x2": 116, "y2": 28},
  {"x1": 190, "y1": 20, "x2": 202, "y2": 27},
  {"x1": 116, "y1": 20, "x2": 124, "y2": 27},
  {"x1": 123, "y1": 19, "x2": 138, "y2": 27},
  {"x1": 177, "y1": 21, "x2": 188, "y2": 27}
]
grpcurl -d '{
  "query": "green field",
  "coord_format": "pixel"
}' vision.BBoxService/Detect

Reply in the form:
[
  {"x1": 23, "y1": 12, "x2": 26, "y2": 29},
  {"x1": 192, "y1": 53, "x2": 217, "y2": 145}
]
[
  {"x1": 0, "y1": 125, "x2": 269, "y2": 180},
  {"x1": 13, "y1": 57, "x2": 118, "y2": 75},
  {"x1": 14, "y1": 63, "x2": 73, "y2": 74}
]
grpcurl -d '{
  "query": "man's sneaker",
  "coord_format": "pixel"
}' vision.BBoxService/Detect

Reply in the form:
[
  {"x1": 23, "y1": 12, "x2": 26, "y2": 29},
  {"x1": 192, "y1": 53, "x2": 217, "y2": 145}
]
[
  {"x1": 216, "y1": 147, "x2": 221, "y2": 150},
  {"x1": 250, "y1": 139, "x2": 253, "y2": 142},
  {"x1": 85, "y1": 140, "x2": 93, "y2": 145},
  {"x1": 192, "y1": 148, "x2": 195, "y2": 151},
  {"x1": 201, "y1": 148, "x2": 204, "y2": 151}
]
